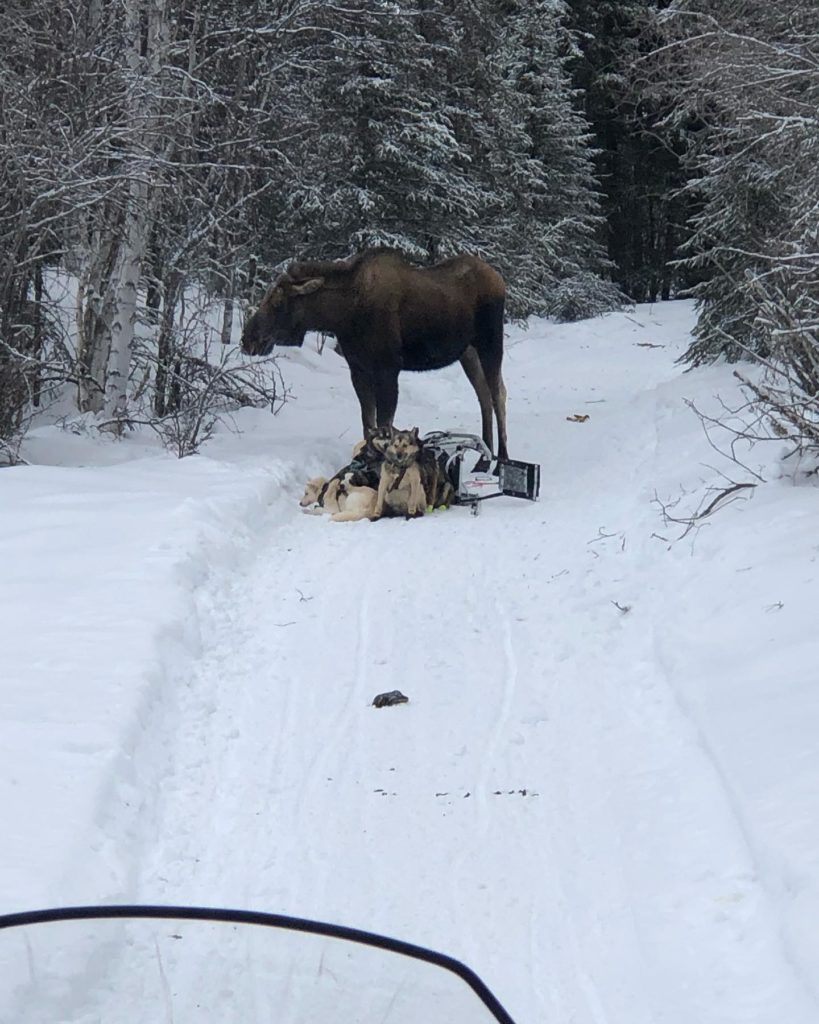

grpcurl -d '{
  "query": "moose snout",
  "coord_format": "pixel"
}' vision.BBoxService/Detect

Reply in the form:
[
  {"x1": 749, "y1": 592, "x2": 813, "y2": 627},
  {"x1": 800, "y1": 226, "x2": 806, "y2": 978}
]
[{"x1": 240, "y1": 315, "x2": 273, "y2": 356}]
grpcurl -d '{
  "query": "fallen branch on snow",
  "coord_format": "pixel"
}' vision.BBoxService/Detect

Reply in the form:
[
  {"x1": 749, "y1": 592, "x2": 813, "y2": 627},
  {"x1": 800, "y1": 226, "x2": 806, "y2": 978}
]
[{"x1": 654, "y1": 481, "x2": 757, "y2": 540}]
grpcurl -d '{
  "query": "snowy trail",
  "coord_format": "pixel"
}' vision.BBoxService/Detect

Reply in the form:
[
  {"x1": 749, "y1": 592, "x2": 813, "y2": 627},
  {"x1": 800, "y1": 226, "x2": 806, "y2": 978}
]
[
  {"x1": 118, "y1": 313, "x2": 818, "y2": 1023},
  {"x1": 6, "y1": 303, "x2": 818, "y2": 1022}
]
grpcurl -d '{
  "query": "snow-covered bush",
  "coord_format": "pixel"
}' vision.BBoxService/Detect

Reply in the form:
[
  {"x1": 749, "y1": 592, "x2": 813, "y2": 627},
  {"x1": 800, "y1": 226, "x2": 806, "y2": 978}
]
[{"x1": 544, "y1": 273, "x2": 627, "y2": 323}]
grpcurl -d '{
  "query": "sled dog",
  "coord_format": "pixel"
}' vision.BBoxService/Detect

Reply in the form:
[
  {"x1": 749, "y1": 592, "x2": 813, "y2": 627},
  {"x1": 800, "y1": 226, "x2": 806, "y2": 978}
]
[
  {"x1": 372, "y1": 427, "x2": 428, "y2": 519},
  {"x1": 345, "y1": 426, "x2": 392, "y2": 488},
  {"x1": 300, "y1": 475, "x2": 377, "y2": 523},
  {"x1": 310, "y1": 427, "x2": 392, "y2": 504},
  {"x1": 418, "y1": 442, "x2": 454, "y2": 509}
]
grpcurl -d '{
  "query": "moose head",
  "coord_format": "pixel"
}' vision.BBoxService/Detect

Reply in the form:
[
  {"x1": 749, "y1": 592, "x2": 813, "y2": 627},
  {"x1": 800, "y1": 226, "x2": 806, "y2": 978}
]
[{"x1": 241, "y1": 271, "x2": 325, "y2": 355}]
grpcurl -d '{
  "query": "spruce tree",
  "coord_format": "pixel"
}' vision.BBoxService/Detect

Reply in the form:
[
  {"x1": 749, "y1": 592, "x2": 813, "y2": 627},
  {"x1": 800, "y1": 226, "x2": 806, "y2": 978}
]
[
  {"x1": 283, "y1": 1, "x2": 484, "y2": 263},
  {"x1": 433, "y1": 0, "x2": 620, "y2": 318}
]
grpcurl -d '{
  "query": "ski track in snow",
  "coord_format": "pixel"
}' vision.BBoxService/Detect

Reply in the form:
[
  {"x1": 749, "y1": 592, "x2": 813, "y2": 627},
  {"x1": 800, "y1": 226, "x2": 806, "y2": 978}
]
[{"x1": 5, "y1": 305, "x2": 818, "y2": 1023}]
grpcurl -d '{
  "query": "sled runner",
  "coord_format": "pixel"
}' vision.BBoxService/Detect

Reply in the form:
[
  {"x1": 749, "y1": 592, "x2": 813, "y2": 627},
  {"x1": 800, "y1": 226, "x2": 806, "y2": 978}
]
[{"x1": 422, "y1": 431, "x2": 540, "y2": 513}]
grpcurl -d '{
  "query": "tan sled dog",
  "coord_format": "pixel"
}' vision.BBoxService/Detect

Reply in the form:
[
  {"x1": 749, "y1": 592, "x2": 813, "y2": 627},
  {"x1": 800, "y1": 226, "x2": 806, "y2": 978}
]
[
  {"x1": 372, "y1": 427, "x2": 428, "y2": 519},
  {"x1": 300, "y1": 475, "x2": 377, "y2": 523}
]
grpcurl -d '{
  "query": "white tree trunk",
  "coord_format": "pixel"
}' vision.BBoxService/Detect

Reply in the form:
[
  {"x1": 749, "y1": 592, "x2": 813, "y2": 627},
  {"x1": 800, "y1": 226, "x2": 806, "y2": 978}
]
[
  {"x1": 103, "y1": 0, "x2": 169, "y2": 424},
  {"x1": 76, "y1": 221, "x2": 122, "y2": 413},
  {"x1": 104, "y1": 178, "x2": 148, "y2": 421},
  {"x1": 74, "y1": 0, "x2": 117, "y2": 414},
  {"x1": 220, "y1": 285, "x2": 235, "y2": 346}
]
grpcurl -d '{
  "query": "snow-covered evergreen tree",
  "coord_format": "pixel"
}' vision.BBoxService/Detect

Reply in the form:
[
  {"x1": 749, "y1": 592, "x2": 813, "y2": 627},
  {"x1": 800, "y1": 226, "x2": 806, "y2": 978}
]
[
  {"x1": 656, "y1": 1, "x2": 819, "y2": 367},
  {"x1": 489, "y1": 0, "x2": 621, "y2": 319},
  {"x1": 273, "y1": 0, "x2": 619, "y2": 319},
  {"x1": 280, "y1": 1, "x2": 486, "y2": 263}
]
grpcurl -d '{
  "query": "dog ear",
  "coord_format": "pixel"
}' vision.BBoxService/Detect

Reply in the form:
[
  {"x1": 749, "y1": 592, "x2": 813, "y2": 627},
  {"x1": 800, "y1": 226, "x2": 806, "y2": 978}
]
[{"x1": 411, "y1": 427, "x2": 420, "y2": 439}]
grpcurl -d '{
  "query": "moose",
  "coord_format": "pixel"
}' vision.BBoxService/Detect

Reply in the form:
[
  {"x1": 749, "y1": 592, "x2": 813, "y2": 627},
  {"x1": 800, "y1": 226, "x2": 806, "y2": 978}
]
[{"x1": 241, "y1": 249, "x2": 509, "y2": 460}]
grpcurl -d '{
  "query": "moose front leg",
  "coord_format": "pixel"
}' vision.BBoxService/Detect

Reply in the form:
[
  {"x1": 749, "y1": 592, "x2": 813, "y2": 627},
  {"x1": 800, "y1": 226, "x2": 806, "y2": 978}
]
[
  {"x1": 349, "y1": 366, "x2": 377, "y2": 436},
  {"x1": 374, "y1": 367, "x2": 399, "y2": 429}
]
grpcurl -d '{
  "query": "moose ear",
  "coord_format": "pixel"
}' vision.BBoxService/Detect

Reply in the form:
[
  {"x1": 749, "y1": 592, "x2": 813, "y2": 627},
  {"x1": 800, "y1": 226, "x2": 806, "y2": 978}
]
[
  {"x1": 290, "y1": 277, "x2": 324, "y2": 296},
  {"x1": 261, "y1": 282, "x2": 285, "y2": 307}
]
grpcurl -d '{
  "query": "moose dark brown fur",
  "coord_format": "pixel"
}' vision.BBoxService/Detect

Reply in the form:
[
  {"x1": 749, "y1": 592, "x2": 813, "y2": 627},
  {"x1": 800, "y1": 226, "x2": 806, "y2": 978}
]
[{"x1": 241, "y1": 249, "x2": 509, "y2": 459}]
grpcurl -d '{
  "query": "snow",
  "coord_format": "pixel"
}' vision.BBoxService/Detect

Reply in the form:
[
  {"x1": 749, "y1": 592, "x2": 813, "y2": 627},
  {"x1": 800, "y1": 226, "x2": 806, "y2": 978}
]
[{"x1": 1, "y1": 300, "x2": 818, "y2": 1023}]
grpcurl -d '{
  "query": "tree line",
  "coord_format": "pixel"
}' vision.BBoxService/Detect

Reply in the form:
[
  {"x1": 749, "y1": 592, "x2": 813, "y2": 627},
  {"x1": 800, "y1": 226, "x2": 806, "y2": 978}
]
[{"x1": 1, "y1": 0, "x2": 816, "y2": 459}]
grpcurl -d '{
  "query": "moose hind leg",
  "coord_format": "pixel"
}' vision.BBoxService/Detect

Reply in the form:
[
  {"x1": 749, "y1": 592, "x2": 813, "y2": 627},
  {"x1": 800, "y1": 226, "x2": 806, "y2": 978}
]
[
  {"x1": 459, "y1": 346, "x2": 494, "y2": 455},
  {"x1": 475, "y1": 298, "x2": 509, "y2": 460},
  {"x1": 488, "y1": 367, "x2": 509, "y2": 461},
  {"x1": 476, "y1": 348, "x2": 509, "y2": 461},
  {"x1": 494, "y1": 371, "x2": 509, "y2": 461}
]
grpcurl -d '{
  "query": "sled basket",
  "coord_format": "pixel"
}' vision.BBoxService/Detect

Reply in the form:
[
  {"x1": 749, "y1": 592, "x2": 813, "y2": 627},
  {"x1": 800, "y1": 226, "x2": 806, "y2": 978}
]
[{"x1": 421, "y1": 432, "x2": 540, "y2": 505}]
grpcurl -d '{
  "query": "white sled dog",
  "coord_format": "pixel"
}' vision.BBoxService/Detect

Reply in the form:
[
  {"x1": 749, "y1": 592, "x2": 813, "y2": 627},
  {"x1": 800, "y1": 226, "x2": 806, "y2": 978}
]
[{"x1": 300, "y1": 475, "x2": 377, "y2": 523}]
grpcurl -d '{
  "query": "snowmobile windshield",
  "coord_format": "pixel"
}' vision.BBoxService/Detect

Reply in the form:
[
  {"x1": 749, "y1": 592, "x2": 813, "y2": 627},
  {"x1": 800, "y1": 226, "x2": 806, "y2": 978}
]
[{"x1": 0, "y1": 905, "x2": 518, "y2": 1024}]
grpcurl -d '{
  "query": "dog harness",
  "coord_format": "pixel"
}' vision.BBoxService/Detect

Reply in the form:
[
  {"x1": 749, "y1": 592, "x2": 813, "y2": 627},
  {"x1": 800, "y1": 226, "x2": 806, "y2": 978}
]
[
  {"x1": 316, "y1": 452, "x2": 379, "y2": 507},
  {"x1": 382, "y1": 454, "x2": 411, "y2": 492}
]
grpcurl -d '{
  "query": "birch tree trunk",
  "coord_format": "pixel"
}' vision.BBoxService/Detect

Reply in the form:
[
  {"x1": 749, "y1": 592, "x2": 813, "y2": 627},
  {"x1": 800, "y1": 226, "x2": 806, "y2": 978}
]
[
  {"x1": 71, "y1": 0, "x2": 115, "y2": 414},
  {"x1": 76, "y1": 223, "x2": 119, "y2": 413},
  {"x1": 104, "y1": 179, "x2": 149, "y2": 423},
  {"x1": 220, "y1": 288, "x2": 235, "y2": 346},
  {"x1": 104, "y1": 0, "x2": 169, "y2": 425}
]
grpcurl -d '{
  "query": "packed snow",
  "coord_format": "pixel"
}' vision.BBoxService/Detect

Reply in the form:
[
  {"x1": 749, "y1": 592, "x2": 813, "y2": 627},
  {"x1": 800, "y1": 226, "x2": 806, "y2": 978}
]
[{"x1": 1, "y1": 301, "x2": 818, "y2": 1023}]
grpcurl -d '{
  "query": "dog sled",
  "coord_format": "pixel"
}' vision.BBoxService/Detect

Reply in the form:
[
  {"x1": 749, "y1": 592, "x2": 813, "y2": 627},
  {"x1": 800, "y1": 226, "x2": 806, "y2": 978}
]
[
  {"x1": 422, "y1": 431, "x2": 540, "y2": 514},
  {"x1": 301, "y1": 429, "x2": 540, "y2": 520}
]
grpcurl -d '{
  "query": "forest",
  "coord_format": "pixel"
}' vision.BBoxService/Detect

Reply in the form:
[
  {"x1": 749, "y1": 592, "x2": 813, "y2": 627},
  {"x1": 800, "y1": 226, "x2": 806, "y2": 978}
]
[{"x1": 1, "y1": 0, "x2": 816, "y2": 461}]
